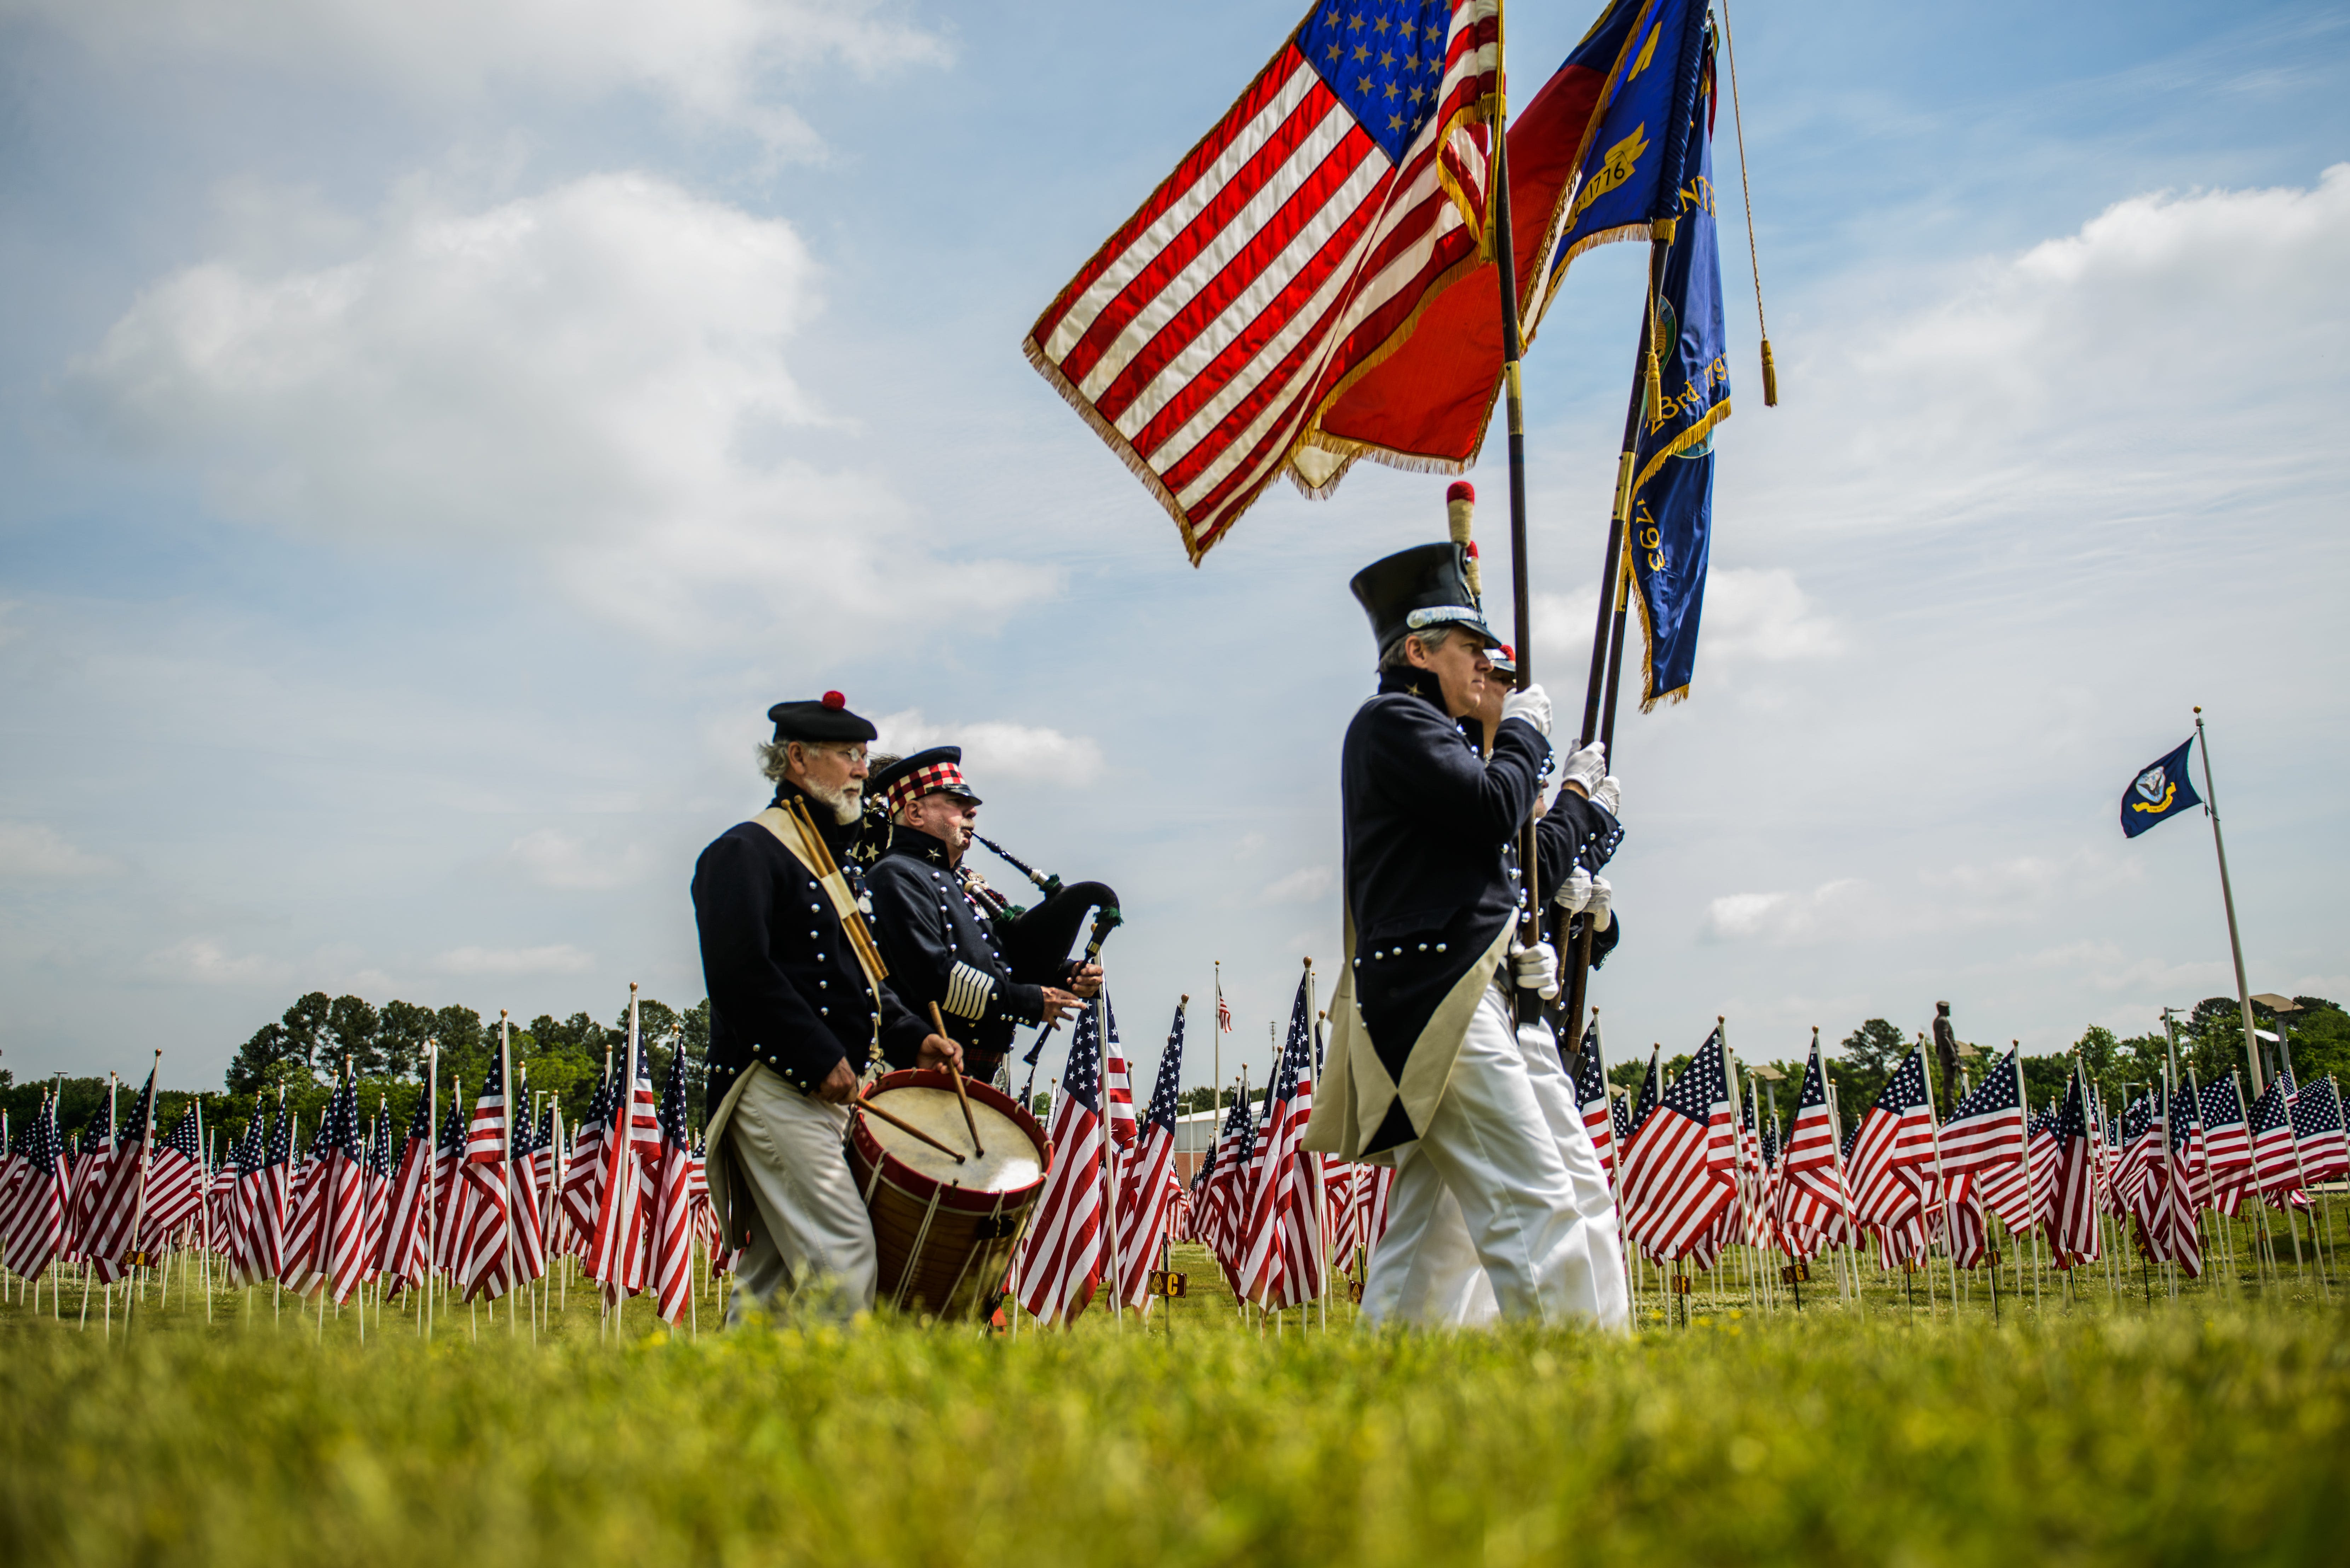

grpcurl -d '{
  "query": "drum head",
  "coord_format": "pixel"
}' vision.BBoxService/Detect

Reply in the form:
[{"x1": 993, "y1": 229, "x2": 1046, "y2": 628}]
[{"x1": 861, "y1": 1085, "x2": 1043, "y2": 1194}]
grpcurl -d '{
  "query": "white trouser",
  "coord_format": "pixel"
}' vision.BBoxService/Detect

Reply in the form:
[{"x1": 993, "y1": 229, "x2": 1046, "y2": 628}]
[
  {"x1": 722, "y1": 1064, "x2": 876, "y2": 1324},
  {"x1": 1362, "y1": 985, "x2": 1629, "y2": 1330}
]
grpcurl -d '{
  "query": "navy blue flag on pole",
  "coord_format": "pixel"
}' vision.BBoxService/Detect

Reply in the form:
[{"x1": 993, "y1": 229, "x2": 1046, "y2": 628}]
[
  {"x1": 1551, "y1": 10, "x2": 1724, "y2": 711},
  {"x1": 2121, "y1": 736, "x2": 2201, "y2": 838}
]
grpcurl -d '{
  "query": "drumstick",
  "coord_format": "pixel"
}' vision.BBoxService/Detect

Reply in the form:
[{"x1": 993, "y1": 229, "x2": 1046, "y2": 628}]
[
  {"x1": 928, "y1": 1002, "x2": 987, "y2": 1157},
  {"x1": 855, "y1": 1090, "x2": 966, "y2": 1164}
]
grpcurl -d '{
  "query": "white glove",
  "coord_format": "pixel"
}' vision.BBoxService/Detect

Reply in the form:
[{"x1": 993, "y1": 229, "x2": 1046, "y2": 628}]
[
  {"x1": 1586, "y1": 876, "x2": 1614, "y2": 932},
  {"x1": 1558, "y1": 740, "x2": 1606, "y2": 795},
  {"x1": 1512, "y1": 940, "x2": 1562, "y2": 999},
  {"x1": 1591, "y1": 776, "x2": 1621, "y2": 817},
  {"x1": 1553, "y1": 864, "x2": 1593, "y2": 913},
  {"x1": 1499, "y1": 682, "x2": 1552, "y2": 738}
]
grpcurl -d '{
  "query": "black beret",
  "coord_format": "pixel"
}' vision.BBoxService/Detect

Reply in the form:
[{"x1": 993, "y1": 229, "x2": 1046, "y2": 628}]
[{"x1": 767, "y1": 692, "x2": 879, "y2": 743}]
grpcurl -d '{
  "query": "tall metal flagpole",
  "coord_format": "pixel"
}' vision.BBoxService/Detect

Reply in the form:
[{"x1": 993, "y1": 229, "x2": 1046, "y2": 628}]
[{"x1": 2192, "y1": 708, "x2": 2264, "y2": 1094}]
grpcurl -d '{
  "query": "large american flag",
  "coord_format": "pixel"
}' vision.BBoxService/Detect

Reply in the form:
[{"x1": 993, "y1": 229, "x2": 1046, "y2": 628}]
[
  {"x1": 1114, "y1": 1000, "x2": 1190, "y2": 1309},
  {"x1": 1024, "y1": 0, "x2": 1500, "y2": 561},
  {"x1": 1618, "y1": 1029, "x2": 1736, "y2": 1262},
  {"x1": 2049, "y1": 1072, "x2": 2102, "y2": 1262},
  {"x1": 1017, "y1": 997, "x2": 1109, "y2": 1324}
]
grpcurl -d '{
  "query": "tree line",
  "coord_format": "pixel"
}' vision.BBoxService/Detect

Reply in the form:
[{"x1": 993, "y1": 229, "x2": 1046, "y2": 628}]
[{"x1": 0, "y1": 989, "x2": 713, "y2": 1151}]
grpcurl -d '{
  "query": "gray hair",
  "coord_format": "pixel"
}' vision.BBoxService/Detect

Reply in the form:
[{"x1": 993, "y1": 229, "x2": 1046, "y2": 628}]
[{"x1": 1379, "y1": 623, "x2": 1458, "y2": 673}]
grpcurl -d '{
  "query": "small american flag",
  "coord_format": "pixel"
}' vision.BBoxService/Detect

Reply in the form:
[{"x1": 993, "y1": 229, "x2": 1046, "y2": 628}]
[
  {"x1": 82, "y1": 1068, "x2": 157, "y2": 1281},
  {"x1": 648, "y1": 1059, "x2": 699, "y2": 1325},
  {"x1": 1017, "y1": 996, "x2": 1109, "y2": 1324},
  {"x1": 2050, "y1": 1072, "x2": 2102, "y2": 1262},
  {"x1": 2247, "y1": 1077, "x2": 2305, "y2": 1204},
  {"x1": 559, "y1": 1062, "x2": 615, "y2": 1252},
  {"x1": 1845, "y1": 1047, "x2": 1938, "y2": 1229},
  {"x1": 430, "y1": 1082, "x2": 468, "y2": 1275},
  {"x1": 140, "y1": 1108, "x2": 208, "y2": 1243},
  {"x1": 375, "y1": 1090, "x2": 437, "y2": 1292},
  {"x1": 1113, "y1": 999, "x2": 1190, "y2": 1309},
  {"x1": 454, "y1": 1055, "x2": 515, "y2": 1303},
  {"x1": 1618, "y1": 1030, "x2": 1736, "y2": 1262},
  {"x1": 1103, "y1": 997, "x2": 1138, "y2": 1153},
  {"x1": 2288, "y1": 1074, "x2": 2348, "y2": 1184},
  {"x1": 1239, "y1": 971, "x2": 1325, "y2": 1309},
  {"x1": 1570, "y1": 1017, "x2": 1614, "y2": 1187},
  {"x1": 1024, "y1": 0, "x2": 1500, "y2": 560},
  {"x1": 1216, "y1": 987, "x2": 1234, "y2": 1034},
  {"x1": 318, "y1": 1078, "x2": 371, "y2": 1304},
  {"x1": 0, "y1": 1098, "x2": 67, "y2": 1283},
  {"x1": 588, "y1": 1039, "x2": 659, "y2": 1299}
]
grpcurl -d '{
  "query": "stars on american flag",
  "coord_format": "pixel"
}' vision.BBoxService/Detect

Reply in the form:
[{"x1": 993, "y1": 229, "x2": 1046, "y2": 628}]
[{"x1": 1300, "y1": 1, "x2": 1458, "y2": 162}]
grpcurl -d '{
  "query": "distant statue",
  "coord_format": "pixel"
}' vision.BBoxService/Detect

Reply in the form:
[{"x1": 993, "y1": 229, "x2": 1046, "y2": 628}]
[{"x1": 1931, "y1": 1001, "x2": 1960, "y2": 1118}]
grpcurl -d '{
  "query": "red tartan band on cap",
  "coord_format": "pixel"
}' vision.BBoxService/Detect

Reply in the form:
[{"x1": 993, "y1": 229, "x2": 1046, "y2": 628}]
[{"x1": 886, "y1": 760, "x2": 967, "y2": 814}]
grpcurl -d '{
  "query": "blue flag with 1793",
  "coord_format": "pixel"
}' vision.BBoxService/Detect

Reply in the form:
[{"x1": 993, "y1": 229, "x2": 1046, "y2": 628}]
[
  {"x1": 1623, "y1": 22, "x2": 1726, "y2": 710},
  {"x1": 2121, "y1": 737, "x2": 2201, "y2": 838}
]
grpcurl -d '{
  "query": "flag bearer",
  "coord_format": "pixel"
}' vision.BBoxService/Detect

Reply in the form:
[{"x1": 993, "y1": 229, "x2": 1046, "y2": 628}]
[
  {"x1": 691, "y1": 693, "x2": 957, "y2": 1323},
  {"x1": 1304, "y1": 542, "x2": 1629, "y2": 1329}
]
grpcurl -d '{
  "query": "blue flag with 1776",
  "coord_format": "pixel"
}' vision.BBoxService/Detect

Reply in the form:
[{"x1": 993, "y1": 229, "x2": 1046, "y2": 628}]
[{"x1": 2120, "y1": 736, "x2": 2201, "y2": 838}]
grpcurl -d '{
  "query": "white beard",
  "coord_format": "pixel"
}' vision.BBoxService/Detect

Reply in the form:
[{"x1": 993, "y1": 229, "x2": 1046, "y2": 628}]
[{"x1": 803, "y1": 779, "x2": 863, "y2": 825}]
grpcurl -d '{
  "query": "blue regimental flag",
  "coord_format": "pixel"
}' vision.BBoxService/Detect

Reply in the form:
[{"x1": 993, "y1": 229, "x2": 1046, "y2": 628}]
[
  {"x1": 2121, "y1": 737, "x2": 2201, "y2": 838},
  {"x1": 1534, "y1": 0, "x2": 1713, "y2": 310},
  {"x1": 1620, "y1": 27, "x2": 1726, "y2": 709}
]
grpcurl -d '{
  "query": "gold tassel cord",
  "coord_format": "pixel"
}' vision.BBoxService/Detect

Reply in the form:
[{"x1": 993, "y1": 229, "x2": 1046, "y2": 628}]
[{"x1": 1716, "y1": 0, "x2": 1777, "y2": 406}]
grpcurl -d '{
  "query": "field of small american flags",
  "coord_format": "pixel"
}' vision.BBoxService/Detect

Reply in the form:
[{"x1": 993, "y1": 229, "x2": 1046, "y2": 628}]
[{"x1": 4, "y1": 1243, "x2": 2346, "y2": 1568}]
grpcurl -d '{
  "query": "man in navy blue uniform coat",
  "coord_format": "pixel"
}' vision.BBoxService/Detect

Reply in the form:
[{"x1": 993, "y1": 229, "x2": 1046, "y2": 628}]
[
  {"x1": 1305, "y1": 536, "x2": 1629, "y2": 1328},
  {"x1": 692, "y1": 691, "x2": 954, "y2": 1323}
]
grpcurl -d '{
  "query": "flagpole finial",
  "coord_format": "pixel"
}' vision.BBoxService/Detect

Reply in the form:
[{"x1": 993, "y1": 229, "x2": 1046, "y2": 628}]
[
  {"x1": 1302, "y1": 956, "x2": 1312, "y2": 969},
  {"x1": 1181, "y1": 994, "x2": 1189, "y2": 1003},
  {"x1": 630, "y1": 981, "x2": 639, "y2": 995}
]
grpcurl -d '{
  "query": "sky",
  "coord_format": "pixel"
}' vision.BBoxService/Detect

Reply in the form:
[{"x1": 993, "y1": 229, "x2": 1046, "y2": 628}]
[{"x1": 2, "y1": 0, "x2": 2346, "y2": 1097}]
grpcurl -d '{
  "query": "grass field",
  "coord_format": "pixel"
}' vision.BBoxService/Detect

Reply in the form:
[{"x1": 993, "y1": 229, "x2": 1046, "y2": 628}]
[{"x1": 3, "y1": 1241, "x2": 2346, "y2": 1568}]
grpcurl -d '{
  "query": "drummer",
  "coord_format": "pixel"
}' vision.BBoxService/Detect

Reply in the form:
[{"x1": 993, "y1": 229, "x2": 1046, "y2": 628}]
[
  {"x1": 691, "y1": 692, "x2": 959, "y2": 1324},
  {"x1": 861, "y1": 746, "x2": 1102, "y2": 1085}
]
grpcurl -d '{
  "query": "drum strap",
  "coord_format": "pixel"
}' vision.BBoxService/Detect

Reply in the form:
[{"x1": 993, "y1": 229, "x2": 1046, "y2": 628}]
[{"x1": 754, "y1": 799, "x2": 892, "y2": 1002}]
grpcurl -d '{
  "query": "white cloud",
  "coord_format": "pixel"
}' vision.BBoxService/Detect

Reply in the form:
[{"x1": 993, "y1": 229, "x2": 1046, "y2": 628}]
[
  {"x1": 142, "y1": 937, "x2": 293, "y2": 986},
  {"x1": 1258, "y1": 865, "x2": 1334, "y2": 905},
  {"x1": 65, "y1": 173, "x2": 1045, "y2": 649},
  {"x1": 4, "y1": 0, "x2": 949, "y2": 153},
  {"x1": 433, "y1": 943, "x2": 595, "y2": 976},
  {"x1": 1701, "y1": 879, "x2": 1870, "y2": 946},
  {"x1": 872, "y1": 709, "x2": 1104, "y2": 785},
  {"x1": 1701, "y1": 569, "x2": 1843, "y2": 664},
  {"x1": 1763, "y1": 164, "x2": 2350, "y2": 537},
  {"x1": 501, "y1": 828, "x2": 650, "y2": 891},
  {"x1": 0, "y1": 822, "x2": 119, "y2": 880}
]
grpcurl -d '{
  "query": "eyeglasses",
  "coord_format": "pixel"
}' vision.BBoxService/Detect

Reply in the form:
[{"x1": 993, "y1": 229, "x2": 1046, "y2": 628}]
[{"x1": 804, "y1": 744, "x2": 869, "y2": 764}]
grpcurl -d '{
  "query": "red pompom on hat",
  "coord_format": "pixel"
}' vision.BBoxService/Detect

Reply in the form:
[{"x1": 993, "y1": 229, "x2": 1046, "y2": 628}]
[
  {"x1": 822, "y1": 691, "x2": 846, "y2": 709},
  {"x1": 1446, "y1": 480, "x2": 1475, "y2": 503}
]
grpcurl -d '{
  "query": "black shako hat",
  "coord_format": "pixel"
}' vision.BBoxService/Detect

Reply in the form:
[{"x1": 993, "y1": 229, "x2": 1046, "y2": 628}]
[
  {"x1": 1350, "y1": 542, "x2": 1499, "y2": 659},
  {"x1": 766, "y1": 691, "x2": 878, "y2": 744},
  {"x1": 868, "y1": 746, "x2": 983, "y2": 813}
]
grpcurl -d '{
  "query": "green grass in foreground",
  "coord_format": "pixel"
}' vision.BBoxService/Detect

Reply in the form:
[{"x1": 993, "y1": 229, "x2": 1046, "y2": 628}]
[{"x1": 4, "y1": 1252, "x2": 2348, "y2": 1568}]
